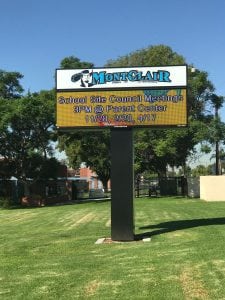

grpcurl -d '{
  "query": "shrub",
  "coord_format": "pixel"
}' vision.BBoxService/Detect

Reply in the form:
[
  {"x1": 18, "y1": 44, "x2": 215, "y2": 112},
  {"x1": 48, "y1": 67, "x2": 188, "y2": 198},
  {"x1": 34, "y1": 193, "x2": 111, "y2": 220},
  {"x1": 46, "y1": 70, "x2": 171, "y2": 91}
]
[{"x1": 0, "y1": 197, "x2": 12, "y2": 209}]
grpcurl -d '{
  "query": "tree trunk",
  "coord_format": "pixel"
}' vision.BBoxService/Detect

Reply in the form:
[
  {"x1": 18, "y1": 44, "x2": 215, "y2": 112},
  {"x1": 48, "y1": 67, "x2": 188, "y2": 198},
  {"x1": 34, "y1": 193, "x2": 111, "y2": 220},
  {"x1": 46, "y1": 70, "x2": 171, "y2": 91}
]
[
  {"x1": 101, "y1": 178, "x2": 109, "y2": 193},
  {"x1": 215, "y1": 106, "x2": 220, "y2": 175},
  {"x1": 215, "y1": 141, "x2": 220, "y2": 175}
]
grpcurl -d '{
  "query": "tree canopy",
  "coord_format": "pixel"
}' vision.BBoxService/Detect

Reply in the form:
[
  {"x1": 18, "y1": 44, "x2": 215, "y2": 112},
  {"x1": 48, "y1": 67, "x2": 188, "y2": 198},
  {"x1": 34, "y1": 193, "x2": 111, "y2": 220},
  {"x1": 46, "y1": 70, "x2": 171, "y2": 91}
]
[
  {"x1": 106, "y1": 45, "x2": 215, "y2": 175},
  {"x1": 60, "y1": 56, "x2": 94, "y2": 69},
  {"x1": 0, "y1": 70, "x2": 24, "y2": 99},
  {"x1": 1, "y1": 45, "x2": 221, "y2": 189},
  {"x1": 57, "y1": 56, "x2": 111, "y2": 189},
  {"x1": 0, "y1": 89, "x2": 59, "y2": 183}
]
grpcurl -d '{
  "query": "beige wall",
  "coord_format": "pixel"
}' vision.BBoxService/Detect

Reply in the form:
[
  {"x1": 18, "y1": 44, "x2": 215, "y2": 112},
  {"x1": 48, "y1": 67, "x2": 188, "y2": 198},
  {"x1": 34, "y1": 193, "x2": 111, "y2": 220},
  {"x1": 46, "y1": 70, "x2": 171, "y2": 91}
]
[{"x1": 200, "y1": 176, "x2": 225, "y2": 201}]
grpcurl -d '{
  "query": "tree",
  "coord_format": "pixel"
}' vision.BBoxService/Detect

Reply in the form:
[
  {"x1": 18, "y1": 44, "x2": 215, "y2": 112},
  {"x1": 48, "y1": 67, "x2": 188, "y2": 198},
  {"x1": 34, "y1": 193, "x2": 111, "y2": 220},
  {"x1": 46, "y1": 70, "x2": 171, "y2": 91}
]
[
  {"x1": 198, "y1": 93, "x2": 225, "y2": 175},
  {"x1": 191, "y1": 164, "x2": 212, "y2": 177},
  {"x1": 106, "y1": 45, "x2": 185, "y2": 67},
  {"x1": 0, "y1": 70, "x2": 24, "y2": 99},
  {"x1": 57, "y1": 56, "x2": 111, "y2": 190},
  {"x1": 59, "y1": 130, "x2": 111, "y2": 190},
  {"x1": 209, "y1": 94, "x2": 225, "y2": 175},
  {"x1": 0, "y1": 90, "x2": 58, "y2": 192},
  {"x1": 60, "y1": 56, "x2": 94, "y2": 69},
  {"x1": 106, "y1": 45, "x2": 214, "y2": 176}
]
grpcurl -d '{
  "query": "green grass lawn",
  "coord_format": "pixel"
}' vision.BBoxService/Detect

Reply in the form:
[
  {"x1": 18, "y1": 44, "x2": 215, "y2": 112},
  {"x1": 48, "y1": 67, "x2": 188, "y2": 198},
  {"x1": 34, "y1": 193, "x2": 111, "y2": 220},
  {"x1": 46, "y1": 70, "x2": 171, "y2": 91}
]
[{"x1": 1, "y1": 197, "x2": 225, "y2": 299}]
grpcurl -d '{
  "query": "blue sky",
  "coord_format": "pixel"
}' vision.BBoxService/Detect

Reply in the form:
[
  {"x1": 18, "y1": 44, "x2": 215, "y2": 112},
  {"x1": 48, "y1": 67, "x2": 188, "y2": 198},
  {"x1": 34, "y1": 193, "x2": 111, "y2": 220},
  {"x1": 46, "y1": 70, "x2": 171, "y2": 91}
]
[{"x1": 0, "y1": 0, "x2": 225, "y2": 119}]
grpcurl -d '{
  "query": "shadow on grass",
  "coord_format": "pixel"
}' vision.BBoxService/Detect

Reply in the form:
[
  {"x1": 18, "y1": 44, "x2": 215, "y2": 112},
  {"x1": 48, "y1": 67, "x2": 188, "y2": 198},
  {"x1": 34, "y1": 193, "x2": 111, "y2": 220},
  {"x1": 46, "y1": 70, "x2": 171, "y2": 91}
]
[{"x1": 135, "y1": 217, "x2": 225, "y2": 240}]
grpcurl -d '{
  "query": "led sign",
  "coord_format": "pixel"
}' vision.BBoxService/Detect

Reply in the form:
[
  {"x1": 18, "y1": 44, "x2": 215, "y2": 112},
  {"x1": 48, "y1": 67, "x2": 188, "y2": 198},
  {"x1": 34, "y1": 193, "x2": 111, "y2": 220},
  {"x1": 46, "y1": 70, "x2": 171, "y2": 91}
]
[{"x1": 56, "y1": 66, "x2": 187, "y2": 128}]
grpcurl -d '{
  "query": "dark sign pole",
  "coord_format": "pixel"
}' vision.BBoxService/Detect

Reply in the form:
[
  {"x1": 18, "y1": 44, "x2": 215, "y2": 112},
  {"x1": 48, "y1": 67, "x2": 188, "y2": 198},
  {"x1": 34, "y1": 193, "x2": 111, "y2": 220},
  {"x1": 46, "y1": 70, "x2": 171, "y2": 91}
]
[{"x1": 110, "y1": 127, "x2": 134, "y2": 241}]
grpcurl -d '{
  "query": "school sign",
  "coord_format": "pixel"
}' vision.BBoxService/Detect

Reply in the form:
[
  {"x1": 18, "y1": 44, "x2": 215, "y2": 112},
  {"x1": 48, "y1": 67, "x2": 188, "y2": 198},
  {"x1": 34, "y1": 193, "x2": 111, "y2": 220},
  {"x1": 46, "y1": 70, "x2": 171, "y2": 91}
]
[{"x1": 56, "y1": 65, "x2": 187, "y2": 128}]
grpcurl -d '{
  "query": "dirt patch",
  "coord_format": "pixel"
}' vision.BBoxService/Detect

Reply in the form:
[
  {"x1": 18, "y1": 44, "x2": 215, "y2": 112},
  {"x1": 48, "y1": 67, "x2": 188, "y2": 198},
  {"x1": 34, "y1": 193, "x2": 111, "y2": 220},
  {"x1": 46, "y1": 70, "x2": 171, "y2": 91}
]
[
  {"x1": 85, "y1": 280, "x2": 101, "y2": 297},
  {"x1": 180, "y1": 267, "x2": 209, "y2": 299}
]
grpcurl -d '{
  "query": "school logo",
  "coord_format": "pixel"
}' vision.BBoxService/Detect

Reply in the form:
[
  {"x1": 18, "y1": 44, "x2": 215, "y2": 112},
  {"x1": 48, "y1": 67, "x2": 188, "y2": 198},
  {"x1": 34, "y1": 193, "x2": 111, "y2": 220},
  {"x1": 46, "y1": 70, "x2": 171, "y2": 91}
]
[
  {"x1": 71, "y1": 68, "x2": 171, "y2": 88},
  {"x1": 71, "y1": 70, "x2": 93, "y2": 87}
]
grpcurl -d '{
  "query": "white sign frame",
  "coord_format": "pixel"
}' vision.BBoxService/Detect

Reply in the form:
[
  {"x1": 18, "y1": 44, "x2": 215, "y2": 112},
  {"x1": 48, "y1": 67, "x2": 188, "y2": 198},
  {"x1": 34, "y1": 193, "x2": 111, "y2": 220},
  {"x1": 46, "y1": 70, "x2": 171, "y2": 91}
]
[{"x1": 56, "y1": 65, "x2": 187, "y2": 90}]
